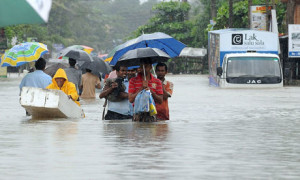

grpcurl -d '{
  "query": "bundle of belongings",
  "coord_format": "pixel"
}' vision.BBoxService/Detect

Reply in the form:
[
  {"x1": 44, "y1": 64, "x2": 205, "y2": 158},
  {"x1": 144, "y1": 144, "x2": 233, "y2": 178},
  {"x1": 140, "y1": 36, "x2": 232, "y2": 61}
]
[{"x1": 133, "y1": 89, "x2": 157, "y2": 122}]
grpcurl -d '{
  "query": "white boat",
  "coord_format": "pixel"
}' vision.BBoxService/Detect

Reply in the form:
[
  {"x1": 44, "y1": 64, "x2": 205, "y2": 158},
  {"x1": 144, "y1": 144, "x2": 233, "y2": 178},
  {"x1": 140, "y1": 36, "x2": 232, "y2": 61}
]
[{"x1": 20, "y1": 87, "x2": 85, "y2": 119}]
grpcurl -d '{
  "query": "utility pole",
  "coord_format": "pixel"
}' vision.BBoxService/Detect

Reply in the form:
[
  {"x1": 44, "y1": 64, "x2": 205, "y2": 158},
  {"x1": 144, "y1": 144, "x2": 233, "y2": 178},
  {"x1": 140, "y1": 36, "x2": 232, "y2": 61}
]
[
  {"x1": 211, "y1": 0, "x2": 217, "y2": 19},
  {"x1": 229, "y1": 0, "x2": 233, "y2": 28},
  {"x1": 265, "y1": 0, "x2": 271, "y2": 31},
  {"x1": 286, "y1": 0, "x2": 295, "y2": 34},
  {"x1": 248, "y1": 0, "x2": 252, "y2": 28}
]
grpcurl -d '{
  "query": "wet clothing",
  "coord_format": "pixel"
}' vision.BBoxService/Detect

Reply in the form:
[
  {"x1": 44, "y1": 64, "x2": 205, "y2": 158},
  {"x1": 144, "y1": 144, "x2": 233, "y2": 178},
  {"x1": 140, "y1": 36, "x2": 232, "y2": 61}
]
[
  {"x1": 64, "y1": 67, "x2": 82, "y2": 94},
  {"x1": 128, "y1": 73, "x2": 163, "y2": 98},
  {"x1": 156, "y1": 80, "x2": 173, "y2": 120},
  {"x1": 106, "y1": 79, "x2": 131, "y2": 117},
  {"x1": 46, "y1": 68, "x2": 80, "y2": 106},
  {"x1": 133, "y1": 112, "x2": 157, "y2": 122},
  {"x1": 81, "y1": 72, "x2": 101, "y2": 98},
  {"x1": 128, "y1": 73, "x2": 163, "y2": 122},
  {"x1": 104, "y1": 110, "x2": 132, "y2": 120},
  {"x1": 19, "y1": 70, "x2": 52, "y2": 91},
  {"x1": 105, "y1": 78, "x2": 126, "y2": 102}
]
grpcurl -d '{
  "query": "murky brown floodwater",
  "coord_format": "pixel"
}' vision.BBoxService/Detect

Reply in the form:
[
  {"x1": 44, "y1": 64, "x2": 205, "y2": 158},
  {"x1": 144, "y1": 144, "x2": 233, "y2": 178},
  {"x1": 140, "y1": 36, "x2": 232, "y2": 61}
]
[{"x1": 1, "y1": 74, "x2": 300, "y2": 179}]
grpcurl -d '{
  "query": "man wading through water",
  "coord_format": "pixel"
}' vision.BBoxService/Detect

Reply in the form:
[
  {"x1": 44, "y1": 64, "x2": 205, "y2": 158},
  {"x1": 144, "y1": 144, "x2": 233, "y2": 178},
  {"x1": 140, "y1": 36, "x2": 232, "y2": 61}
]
[
  {"x1": 99, "y1": 65, "x2": 132, "y2": 120},
  {"x1": 155, "y1": 62, "x2": 173, "y2": 120},
  {"x1": 128, "y1": 58, "x2": 163, "y2": 122}
]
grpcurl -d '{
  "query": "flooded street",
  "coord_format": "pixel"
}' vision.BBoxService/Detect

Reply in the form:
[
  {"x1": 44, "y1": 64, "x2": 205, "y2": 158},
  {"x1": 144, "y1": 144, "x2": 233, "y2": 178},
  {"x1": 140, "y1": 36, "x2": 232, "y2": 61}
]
[{"x1": 1, "y1": 74, "x2": 300, "y2": 179}]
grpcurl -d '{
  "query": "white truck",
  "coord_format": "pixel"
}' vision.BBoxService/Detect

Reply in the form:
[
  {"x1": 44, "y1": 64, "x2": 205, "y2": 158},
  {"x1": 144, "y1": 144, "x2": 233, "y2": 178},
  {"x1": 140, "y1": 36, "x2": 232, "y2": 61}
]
[{"x1": 208, "y1": 29, "x2": 283, "y2": 88}]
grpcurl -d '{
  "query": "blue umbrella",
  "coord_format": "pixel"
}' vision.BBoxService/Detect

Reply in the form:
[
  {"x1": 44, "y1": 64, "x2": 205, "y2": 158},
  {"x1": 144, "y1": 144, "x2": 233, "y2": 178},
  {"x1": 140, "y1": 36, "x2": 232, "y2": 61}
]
[{"x1": 109, "y1": 32, "x2": 186, "y2": 66}]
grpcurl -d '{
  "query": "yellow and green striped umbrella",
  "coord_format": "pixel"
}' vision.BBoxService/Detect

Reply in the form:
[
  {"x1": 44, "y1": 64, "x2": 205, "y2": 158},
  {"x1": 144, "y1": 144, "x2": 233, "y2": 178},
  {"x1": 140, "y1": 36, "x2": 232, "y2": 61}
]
[
  {"x1": 104, "y1": 44, "x2": 123, "y2": 63},
  {"x1": 0, "y1": 42, "x2": 48, "y2": 67}
]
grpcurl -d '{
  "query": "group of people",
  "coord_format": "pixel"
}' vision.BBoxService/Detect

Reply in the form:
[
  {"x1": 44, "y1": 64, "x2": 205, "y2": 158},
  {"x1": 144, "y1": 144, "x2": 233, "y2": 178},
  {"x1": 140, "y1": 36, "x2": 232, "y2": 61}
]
[
  {"x1": 20, "y1": 58, "x2": 101, "y2": 106},
  {"x1": 19, "y1": 57, "x2": 173, "y2": 121},
  {"x1": 100, "y1": 58, "x2": 173, "y2": 121}
]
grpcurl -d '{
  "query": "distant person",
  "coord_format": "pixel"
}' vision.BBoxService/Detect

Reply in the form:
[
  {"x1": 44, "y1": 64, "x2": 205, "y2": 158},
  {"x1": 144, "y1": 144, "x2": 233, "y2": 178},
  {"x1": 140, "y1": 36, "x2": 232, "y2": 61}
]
[
  {"x1": 127, "y1": 66, "x2": 137, "y2": 80},
  {"x1": 155, "y1": 63, "x2": 173, "y2": 120},
  {"x1": 19, "y1": 58, "x2": 52, "y2": 116},
  {"x1": 108, "y1": 66, "x2": 117, "y2": 79},
  {"x1": 19, "y1": 58, "x2": 52, "y2": 92},
  {"x1": 128, "y1": 58, "x2": 163, "y2": 121},
  {"x1": 46, "y1": 68, "x2": 80, "y2": 106},
  {"x1": 80, "y1": 68, "x2": 101, "y2": 98},
  {"x1": 99, "y1": 65, "x2": 131, "y2": 120},
  {"x1": 64, "y1": 58, "x2": 82, "y2": 94}
]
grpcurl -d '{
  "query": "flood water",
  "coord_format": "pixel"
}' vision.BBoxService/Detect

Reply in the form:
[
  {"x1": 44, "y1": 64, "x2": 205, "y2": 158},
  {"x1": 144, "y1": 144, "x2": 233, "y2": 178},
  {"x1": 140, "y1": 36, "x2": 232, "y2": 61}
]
[{"x1": 1, "y1": 74, "x2": 300, "y2": 179}]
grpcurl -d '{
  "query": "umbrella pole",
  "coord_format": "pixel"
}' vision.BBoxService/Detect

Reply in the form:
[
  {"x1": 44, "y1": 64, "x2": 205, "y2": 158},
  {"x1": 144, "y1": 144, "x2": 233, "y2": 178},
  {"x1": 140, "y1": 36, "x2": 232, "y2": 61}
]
[
  {"x1": 152, "y1": 66, "x2": 157, "y2": 78},
  {"x1": 143, "y1": 64, "x2": 146, "y2": 81}
]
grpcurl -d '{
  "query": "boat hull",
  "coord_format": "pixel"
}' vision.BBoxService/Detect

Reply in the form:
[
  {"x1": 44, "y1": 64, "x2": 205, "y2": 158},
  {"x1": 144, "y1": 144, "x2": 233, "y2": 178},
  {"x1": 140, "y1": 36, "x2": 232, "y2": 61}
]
[{"x1": 20, "y1": 87, "x2": 84, "y2": 118}]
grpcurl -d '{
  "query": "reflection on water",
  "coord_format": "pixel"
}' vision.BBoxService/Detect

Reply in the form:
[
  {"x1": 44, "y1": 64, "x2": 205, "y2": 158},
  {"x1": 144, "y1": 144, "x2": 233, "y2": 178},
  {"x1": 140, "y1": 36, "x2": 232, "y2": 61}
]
[
  {"x1": 1, "y1": 75, "x2": 300, "y2": 179},
  {"x1": 103, "y1": 121, "x2": 169, "y2": 142}
]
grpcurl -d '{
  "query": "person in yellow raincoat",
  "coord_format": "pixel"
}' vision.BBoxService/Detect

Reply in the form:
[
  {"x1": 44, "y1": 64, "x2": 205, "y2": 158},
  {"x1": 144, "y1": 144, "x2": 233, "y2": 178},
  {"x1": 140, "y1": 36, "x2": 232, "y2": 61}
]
[{"x1": 46, "y1": 68, "x2": 80, "y2": 106}]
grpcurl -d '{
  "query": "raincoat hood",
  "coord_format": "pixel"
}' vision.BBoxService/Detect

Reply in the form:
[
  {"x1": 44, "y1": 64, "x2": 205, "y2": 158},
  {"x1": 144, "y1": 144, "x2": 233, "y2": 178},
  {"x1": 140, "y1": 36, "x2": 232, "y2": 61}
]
[
  {"x1": 47, "y1": 68, "x2": 80, "y2": 106},
  {"x1": 52, "y1": 68, "x2": 69, "y2": 85}
]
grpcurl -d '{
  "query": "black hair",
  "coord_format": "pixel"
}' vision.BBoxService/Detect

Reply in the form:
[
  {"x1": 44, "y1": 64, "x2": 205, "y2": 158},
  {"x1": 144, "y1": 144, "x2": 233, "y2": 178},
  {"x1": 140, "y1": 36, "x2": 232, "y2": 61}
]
[
  {"x1": 86, "y1": 68, "x2": 92, "y2": 73},
  {"x1": 114, "y1": 65, "x2": 126, "y2": 72},
  {"x1": 140, "y1": 57, "x2": 153, "y2": 64},
  {"x1": 69, "y1": 58, "x2": 76, "y2": 66},
  {"x1": 35, "y1": 58, "x2": 46, "y2": 70},
  {"x1": 156, "y1": 62, "x2": 168, "y2": 71}
]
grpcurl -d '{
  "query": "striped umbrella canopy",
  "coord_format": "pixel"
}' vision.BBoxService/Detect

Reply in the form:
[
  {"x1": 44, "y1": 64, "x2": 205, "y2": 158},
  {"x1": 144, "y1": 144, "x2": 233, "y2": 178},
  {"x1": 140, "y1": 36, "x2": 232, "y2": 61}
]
[
  {"x1": 57, "y1": 45, "x2": 95, "y2": 61},
  {"x1": 104, "y1": 44, "x2": 123, "y2": 63},
  {"x1": 109, "y1": 32, "x2": 186, "y2": 66},
  {"x1": 0, "y1": 42, "x2": 48, "y2": 67},
  {"x1": 67, "y1": 45, "x2": 94, "y2": 54}
]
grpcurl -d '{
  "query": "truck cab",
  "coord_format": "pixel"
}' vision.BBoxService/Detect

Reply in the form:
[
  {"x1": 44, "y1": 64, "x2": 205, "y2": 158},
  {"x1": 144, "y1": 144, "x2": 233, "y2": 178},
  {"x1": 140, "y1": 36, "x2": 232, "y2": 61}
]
[
  {"x1": 208, "y1": 29, "x2": 283, "y2": 88},
  {"x1": 217, "y1": 53, "x2": 283, "y2": 88}
]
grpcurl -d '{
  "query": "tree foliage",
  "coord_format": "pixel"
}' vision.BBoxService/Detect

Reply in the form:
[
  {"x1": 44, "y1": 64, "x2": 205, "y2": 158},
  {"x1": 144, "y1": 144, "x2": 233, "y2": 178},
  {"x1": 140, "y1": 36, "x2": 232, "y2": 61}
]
[
  {"x1": 132, "y1": 1, "x2": 193, "y2": 46},
  {"x1": 4, "y1": 0, "x2": 158, "y2": 52},
  {"x1": 3, "y1": 0, "x2": 287, "y2": 55},
  {"x1": 208, "y1": 0, "x2": 286, "y2": 32}
]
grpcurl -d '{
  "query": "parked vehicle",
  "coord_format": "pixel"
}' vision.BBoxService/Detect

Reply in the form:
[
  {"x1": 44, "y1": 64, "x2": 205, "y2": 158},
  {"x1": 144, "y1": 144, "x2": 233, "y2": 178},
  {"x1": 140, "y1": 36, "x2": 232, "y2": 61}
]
[{"x1": 208, "y1": 29, "x2": 283, "y2": 88}]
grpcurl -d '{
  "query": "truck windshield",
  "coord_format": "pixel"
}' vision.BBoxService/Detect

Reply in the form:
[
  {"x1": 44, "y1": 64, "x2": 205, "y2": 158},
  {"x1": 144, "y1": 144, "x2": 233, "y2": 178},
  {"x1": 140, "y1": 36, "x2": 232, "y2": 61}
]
[{"x1": 226, "y1": 57, "x2": 281, "y2": 77}]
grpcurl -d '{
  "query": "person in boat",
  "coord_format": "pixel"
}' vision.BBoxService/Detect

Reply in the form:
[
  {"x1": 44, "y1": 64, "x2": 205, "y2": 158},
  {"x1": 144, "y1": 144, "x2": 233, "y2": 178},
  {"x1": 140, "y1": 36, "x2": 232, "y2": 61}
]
[
  {"x1": 99, "y1": 65, "x2": 132, "y2": 120},
  {"x1": 46, "y1": 68, "x2": 80, "y2": 106},
  {"x1": 19, "y1": 58, "x2": 52, "y2": 116},
  {"x1": 155, "y1": 63, "x2": 173, "y2": 120},
  {"x1": 128, "y1": 58, "x2": 163, "y2": 121},
  {"x1": 19, "y1": 58, "x2": 52, "y2": 92},
  {"x1": 64, "y1": 58, "x2": 82, "y2": 95},
  {"x1": 80, "y1": 67, "x2": 101, "y2": 98}
]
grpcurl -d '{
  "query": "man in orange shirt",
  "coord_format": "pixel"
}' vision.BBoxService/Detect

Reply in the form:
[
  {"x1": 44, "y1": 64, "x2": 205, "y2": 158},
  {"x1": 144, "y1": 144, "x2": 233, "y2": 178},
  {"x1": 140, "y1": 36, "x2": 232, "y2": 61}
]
[{"x1": 155, "y1": 63, "x2": 173, "y2": 120}]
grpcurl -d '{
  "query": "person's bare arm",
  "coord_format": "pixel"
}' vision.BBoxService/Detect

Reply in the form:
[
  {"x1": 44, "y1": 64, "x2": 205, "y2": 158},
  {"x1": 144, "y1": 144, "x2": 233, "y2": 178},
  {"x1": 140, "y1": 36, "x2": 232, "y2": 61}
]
[
  {"x1": 95, "y1": 83, "x2": 101, "y2": 89},
  {"x1": 99, "y1": 82, "x2": 117, "y2": 99},
  {"x1": 150, "y1": 89, "x2": 163, "y2": 104},
  {"x1": 119, "y1": 92, "x2": 128, "y2": 99},
  {"x1": 162, "y1": 86, "x2": 170, "y2": 100},
  {"x1": 95, "y1": 78, "x2": 101, "y2": 89},
  {"x1": 128, "y1": 87, "x2": 143, "y2": 103}
]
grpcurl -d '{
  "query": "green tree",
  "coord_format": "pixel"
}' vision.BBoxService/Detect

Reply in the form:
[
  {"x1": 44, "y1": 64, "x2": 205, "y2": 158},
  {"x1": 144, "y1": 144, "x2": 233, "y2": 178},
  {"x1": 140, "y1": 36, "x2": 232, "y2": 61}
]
[
  {"x1": 189, "y1": 0, "x2": 226, "y2": 48},
  {"x1": 132, "y1": 1, "x2": 193, "y2": 46},
  {"x1": 4, "y1": 0, "x2": 159, "y2": 53},
  {"x1": 209, "y1": 0, "x2": 286, "y2": 32}
]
